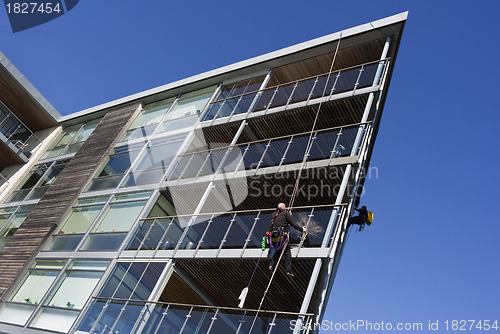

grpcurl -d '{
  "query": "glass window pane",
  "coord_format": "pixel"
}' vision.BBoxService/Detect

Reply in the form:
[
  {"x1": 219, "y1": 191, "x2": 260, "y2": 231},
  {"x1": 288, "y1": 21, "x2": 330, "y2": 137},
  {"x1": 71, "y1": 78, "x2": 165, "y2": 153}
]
[
  {"x1": 290, "y1": 77, "x2": 316, "y2": 104},
  {"x1": 134, "y1": 97, "x2": 176, "y2": 128},
  {"x1": 156, "y1": 114, "x2": 198, "y2": 134},
  {"x1": 336, "y1": 127, "x2": 358, "y2": 157},
  {"x1": 0, "y1": 303, "x2": 36, "y2": 326},
  {"x1": 113, "y1": 191, "x2": 152, "y2": 202},
  {"x1": 87, "y1": 174, "x2": 123, "y2": 191},
  {"x1": 300, "y1": 208, "x2": 332, "y2": 247},
  {"x1": 81, "y1": 233, "x2": 127, "y2": 251},
  {"x1": 166, "y1": 87, "x2": 215, "y2": 121},
  {"x1": 197, "y1": 149, "x2": 227, "y2": 177},
  {"x1": 230, "y1": 92, "x2": 257, "y2": 116},
  {"x1": 0, "y1": 208, "x2": 15, "y2": 226},
  {"x1": 179, "y1": 216, "x2": 210, "y2": 249},
  {"x1": 357, "y1": 63, "x2": 379, "y2": 88},
  {"x1": 46, "y1": 271, "x2": 104, "y2": 309},
  {"x1": 98, "y1": 262, "x2": 130, "y2": 297},
  {"x1": 37, "y1": 161, "x2": 68, "y2": 187},
  {"x1": 157, "y1": 218, "x2": 184, "y2": 250},
  {"x1": 33, "y1": 260, "x2": 66, "y2": 269},
  {"x1": 14, "y1": 163, "x2": 50, "y2": 193},
  {"x1": 11, "y1": 270, "x2": 59, "y2": 304},
  {"x1": 122, "y1": 124, "x2": 157, "y2": 141},
  {"x1": 283, "y1": 135, "x2": 309, "y2": 164},
  {"x1": 133, "y1": 140, "x2": 183, "y2": 172},
  {"x1": 214, "y1": 98, "x2": 238, "y2": 119},
  {"x1": 242, "y1": 143, "x2": 267, "y2": 170},
  {"x1": 223, "y1": 214, "x2": 255, "y2": 248},
  {"x1": 333, "y1": 68, "x2": 360, "y2": 93},
  {"x1": 179, "y1": 152, "x2": 209, "y2": 179},
  {"x1": 0, "y1": 237, "x2": 9, "y2": 251},
  {"x1": 98, "y1": 262, "x2": 166, "y2": 300},
  {"x1": 41, "y1": 146, "x2": 65, "y2": 159},
  {"x1": 127, "y1": 218, "x2": 170, "y2": 250},
  {"x1": 25, "y1": 185, "x2": 49, "y2": 200},
  {"x1": 268, "y1": 83, "x2": 295, "y2": 109},
  {"x1": 246, "y1": 213, "x2": 270, "y2": 248},
  {"x1": 310, "y1": 74, "x2": 336, "y2": 99},
  {"x1": 98, "y1": 150, "x2": 141, "y2": 177},
  {"x1": 201, "y1": 100, "x2": 223, "y2": 122},
  {"x1": 167, "y1": 155, "x2": 191, "y2": 181},
  {"x1": 0, "y1": 211, "x2": 29, "y2": 237},
  {"x1": 70, "y1": 261, "x2": 110, "y2": 270},
  {"x1": 198, "y1": 215, "x2": 230, "y2": 249},
  {"x1": 57, "y1": 205, "x2": 103, "y2": 234},
  {"x1": 307, "y1": 130, "x2": 338, "y2": 161},
  {"x1": 251, "y1": 88, "x2": 275, "y2": 112},
  {"x1": 72, "y1": 120, "x2": 100, "y2": 143},
  {"x1": 6, "y1": 188, "x2": 31, "y2": 202},
  {"x1": 259, "y1": 138, "x2": 289, "y2": 168},
  {"x1": 121, "y1": 169, "x2": 166, "y2": 187},
  {"x1": 44, "y1": 234, "x2": 84, "y2": 251},
  {"x1": 92, "y1": 201, "x2": 146, "y2": 233},
  {"x1": 30, "y1": 308, "x2": 79, "y2": 332},
  {"x1": 52, "y1": 125, "x2": 80, "y2": 148}
]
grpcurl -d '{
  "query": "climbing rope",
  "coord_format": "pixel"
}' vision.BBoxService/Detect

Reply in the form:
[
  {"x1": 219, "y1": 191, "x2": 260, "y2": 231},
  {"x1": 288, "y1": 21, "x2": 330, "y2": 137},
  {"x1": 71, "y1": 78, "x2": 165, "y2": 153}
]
[
  {"x1": 287, "y1": 32, "x2": 343, "y2": 213},
  {"x1": 248, "y1": 239, "x2": 289, "y2": 334},
  {"x1": 247, "y1": 34, "x2": 343, "y2": 334}
]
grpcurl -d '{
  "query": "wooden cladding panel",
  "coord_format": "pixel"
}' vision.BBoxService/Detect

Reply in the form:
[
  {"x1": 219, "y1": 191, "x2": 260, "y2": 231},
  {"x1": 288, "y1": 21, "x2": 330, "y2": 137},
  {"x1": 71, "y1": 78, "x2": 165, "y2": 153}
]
[{"x1": 0, "y1": 103, "x2": 140, "y2": 299}]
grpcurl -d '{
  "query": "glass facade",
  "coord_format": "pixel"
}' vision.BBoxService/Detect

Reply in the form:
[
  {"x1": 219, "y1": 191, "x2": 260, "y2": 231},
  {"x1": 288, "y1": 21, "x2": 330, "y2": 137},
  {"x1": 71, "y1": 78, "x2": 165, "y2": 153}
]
[
  {"x1": 0, "y1": 260, "x2": 109, "y2": 332},
  {"x1": 41, "y1": 119, "x2": 101, "y2": 160},
  {"x1": 0, "y1": 17, "x2": 404, "y2": 334}
]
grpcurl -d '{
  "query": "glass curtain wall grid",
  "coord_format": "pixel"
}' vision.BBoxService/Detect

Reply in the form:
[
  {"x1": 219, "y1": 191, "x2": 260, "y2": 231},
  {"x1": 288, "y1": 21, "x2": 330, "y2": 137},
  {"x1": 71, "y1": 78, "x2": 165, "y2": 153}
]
[
  {"x1": 0, "y1": 259, "x2": 109, "y2": 333},
  {"x1": 167, "y1": 123, "x2": 369, "y2": 184},
  {"x1": 201, "y1": 59, "x2": 387, "y2": 124},
  {"x1": 5, "y1": 159, "x2": 70, "y2": 203},
  {"x1": 126, "y1": 204, "x2": 347, "y2": 257},
  {"x1": 40, "y1": 118, "x2": 101, "y2": 161},
  {"x1": 76, "y1": 261, "x2": 167, "y2": 333},
  {"x1": 76, "y1": 261, "x2": 312, "y2": 334},
  {"x1": 85, "y1": 86, "x2": 217, "y2": 193},
  {"x1": 78, "y1": 297, "x2": 313, "y2": 334},
  {"x1": 121, "y1": 86, "x2": 216, "y2": 142},
  {"x1": 0, "y1": 99, "x2": 41, "y2": 158},
  {"x1": 44, "y1": 192, "x2": 152, "y2": 252},
  {"x1": 0, "y1": 205, "x2": 34, "y2": 250}
]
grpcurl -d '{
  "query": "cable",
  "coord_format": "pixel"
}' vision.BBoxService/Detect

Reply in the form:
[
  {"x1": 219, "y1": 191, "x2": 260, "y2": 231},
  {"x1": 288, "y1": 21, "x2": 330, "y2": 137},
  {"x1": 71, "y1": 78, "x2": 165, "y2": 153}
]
[
  {"x1": 248, "y1": 239, "x2": 289, "y2": 334},
  {"x1": 287, "y1": 33, "x2": 343, "y2": 213},
  {"x1": 249, "y1": 33, "x2": 343, "y2": 334}
]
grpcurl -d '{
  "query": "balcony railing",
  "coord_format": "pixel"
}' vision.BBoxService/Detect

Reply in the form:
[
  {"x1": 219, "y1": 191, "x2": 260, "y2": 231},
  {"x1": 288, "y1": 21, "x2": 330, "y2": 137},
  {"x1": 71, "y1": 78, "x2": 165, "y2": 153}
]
[
  {"x1": 0, "y1": 100, "x2": 40, "y2": 158},
  {"x1": 126, "y1": 205, "x2": 346, "y2": 254},
  {"x1": 202, "y1": 59, "x2": 387, "y2": 122},
  {"x1": 76, "y1": 297, "x2": 313, "y2": 334},
  {"x1": 167, "y1": 123, "x2": 368, "y2": 183}
]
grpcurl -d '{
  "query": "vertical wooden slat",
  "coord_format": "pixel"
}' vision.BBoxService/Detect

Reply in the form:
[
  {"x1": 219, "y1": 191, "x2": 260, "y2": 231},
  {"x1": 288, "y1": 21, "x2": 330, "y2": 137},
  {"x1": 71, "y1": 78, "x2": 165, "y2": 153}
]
[{"x1": 0, "y1": 103, "x2": 140, "y2": 299}]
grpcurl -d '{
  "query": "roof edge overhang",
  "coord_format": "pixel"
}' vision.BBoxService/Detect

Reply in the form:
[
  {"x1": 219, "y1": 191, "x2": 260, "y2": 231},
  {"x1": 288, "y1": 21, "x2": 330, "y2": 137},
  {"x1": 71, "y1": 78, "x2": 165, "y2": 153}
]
[
  {"x1": 60, "y1": 11, "x2": 408, "y2": 123},
  {"x1": 0, "y1": 51, "x2": 62, "y2": 127}
]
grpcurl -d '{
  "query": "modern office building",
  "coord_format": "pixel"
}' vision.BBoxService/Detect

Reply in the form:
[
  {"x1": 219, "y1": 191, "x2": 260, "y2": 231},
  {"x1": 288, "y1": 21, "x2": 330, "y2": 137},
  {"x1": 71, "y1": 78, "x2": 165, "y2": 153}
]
[{"x1": 0, "y1": 12, "x2": 406, "y2": 334}]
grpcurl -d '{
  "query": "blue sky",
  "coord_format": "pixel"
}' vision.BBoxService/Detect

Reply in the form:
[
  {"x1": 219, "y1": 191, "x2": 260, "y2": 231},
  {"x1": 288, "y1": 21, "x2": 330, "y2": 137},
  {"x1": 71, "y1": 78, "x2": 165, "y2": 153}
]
[{"x1": 1, "y1": 1, "x2": 499, "y2": 333}]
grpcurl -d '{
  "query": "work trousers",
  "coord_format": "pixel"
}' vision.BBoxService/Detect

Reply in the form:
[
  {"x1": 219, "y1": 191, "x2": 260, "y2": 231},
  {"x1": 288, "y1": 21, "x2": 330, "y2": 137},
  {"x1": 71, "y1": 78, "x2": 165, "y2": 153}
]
[{"x1": 270, "y1": 242, "x2": 292, "y2": 272}]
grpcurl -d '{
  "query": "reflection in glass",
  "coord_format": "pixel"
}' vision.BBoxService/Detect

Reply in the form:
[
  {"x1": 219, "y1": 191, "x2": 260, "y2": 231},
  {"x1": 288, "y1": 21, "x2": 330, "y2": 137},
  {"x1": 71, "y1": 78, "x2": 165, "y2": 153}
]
[
  {"x1": 56, "y1": 205, "x2": 103, "y2": 234},
  {"x1": 46, "y1": 271, "x2": 103, "y2": 309},
  {"x1": 44, "y1": 234, "x2": 84, "y2": 251},
  {"x1": 0, "y1": 303, "x2": 36, "y2": 326},
  {"x1": 11, "y1": 270, "x2": 59, "y2": 304},
  {"x1": 30, "y1": 308, "x2": 79, "y2": 333},
  {"x1": 80, "y1": 233, "x2": 127, "y2": 251},
  {"x1": 92, "y1": 200, "x2": 146, "y2": 233}
]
